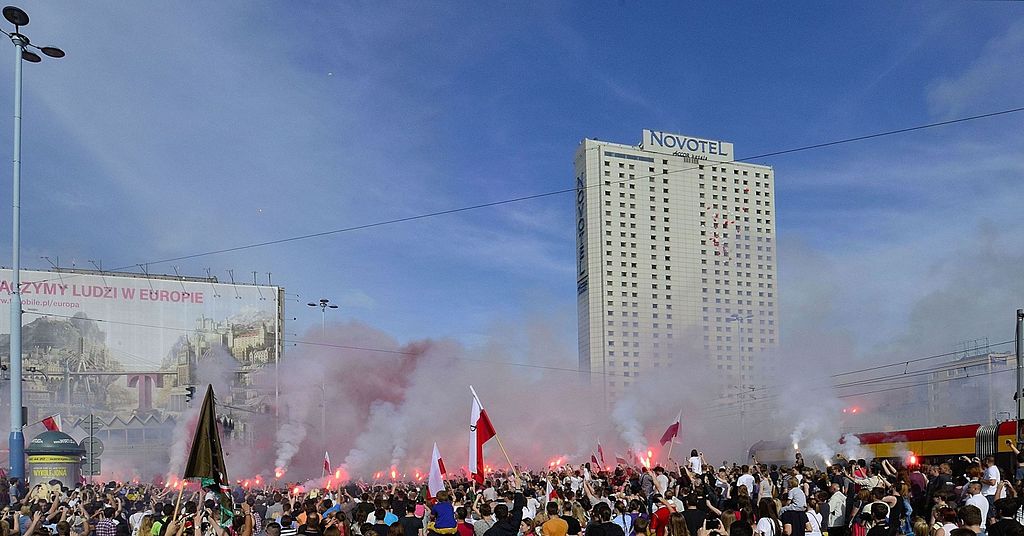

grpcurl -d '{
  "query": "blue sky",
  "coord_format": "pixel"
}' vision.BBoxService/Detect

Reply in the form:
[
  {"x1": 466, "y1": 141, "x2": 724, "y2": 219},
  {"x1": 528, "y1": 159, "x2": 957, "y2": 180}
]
[{"x1": 2, "y1": 1, "x2": 1023, "y2": 368}]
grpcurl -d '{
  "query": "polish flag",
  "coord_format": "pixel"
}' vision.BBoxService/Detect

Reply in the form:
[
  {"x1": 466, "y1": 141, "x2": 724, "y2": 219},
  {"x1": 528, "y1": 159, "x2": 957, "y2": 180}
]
[
  {"x1": 469, "y1": 386, "x2": 497, "y2": 485},
  {"x1": 615, "y1": 453, "x2": 628, "y2": 465},
  {"x1": 323, "y1": 452, "x2": 331, "y2": 474},
  {"x1": 545, "y1": 479, "x2": 558, "y2": 502},
  {"x1": 660, "y1": 412, "x2": 682, "y2": 446},
  {"x1": 41, "y1": 414, "x2": 61, "y2": 432},
  {"x1": 428, "y1": 443, "x2": 447, "y2": 499},
  {"x1": 591, "y1": 454, "x2": 600, "y2": 466},
  {"x1": 597, "y1": 441, "x2": 606, "y2": 466}
]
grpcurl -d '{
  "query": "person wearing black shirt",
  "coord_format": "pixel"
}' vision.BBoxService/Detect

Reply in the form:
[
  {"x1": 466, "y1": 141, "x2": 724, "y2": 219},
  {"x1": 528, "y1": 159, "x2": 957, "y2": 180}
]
[
  {"x1": 987, "y1": 499, "x2": 1024, "y2": 536},
  {"x1": 586, "y1": 504, "x2": 625, "y2": 536},
  {"x1": 370, "y1": 508, "x2": 389, "y2": 536},
  {"x1": 482, "y1": 488, "x2": 525, "y2": 536},
  {"x1": 560, "y1": 503, "x2": 581, "y2": 536},
  {"x1": 864, "y1": 504, "x2": 893, "y2": 536},
  {"x1": 297, "y1": 513, "x2": 322, "y2": 536},
  {"x1": 780, "y1": 508, "x2": 807, "y2": 536},
  {"x1": 682, "y1": 496, "x2": 706, "y2": 536},
  {"x1": 400, "y1": 504, "x2": 423, "y2": 536}
]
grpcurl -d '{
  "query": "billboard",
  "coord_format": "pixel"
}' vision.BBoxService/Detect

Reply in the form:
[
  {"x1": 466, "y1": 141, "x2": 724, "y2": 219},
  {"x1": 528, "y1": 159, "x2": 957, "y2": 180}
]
[{"x1": 0, "y1": 269, "x2": 283, "y2": 415}]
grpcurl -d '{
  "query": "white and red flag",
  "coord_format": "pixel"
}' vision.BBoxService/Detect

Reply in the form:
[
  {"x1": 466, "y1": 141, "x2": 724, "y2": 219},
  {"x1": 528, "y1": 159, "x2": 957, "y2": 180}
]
[
  {"x1": 468, "y1": 386, "x2": 497, "y2": 484},
  {"x1": 41, "y1": 414, "x2": 61, "y2": 432},
  {"x1": 322, "y1": 451, "x2": 331, "y2": 474},
  {"x1": 545, "y1": 479, "x2": 558, "y2": 501},
  {"x1": 597, "y1": 440, "x2": 606, "y2": 466},
  {"x1": 428, "y1": 442, "x2": 447, "y2": 499},
  {"x1": 660, "y1": 411, "x2": 681, "y2": 446},
  {"x1": 615, "y1": 453, "x2": 628, "y2": 465}
]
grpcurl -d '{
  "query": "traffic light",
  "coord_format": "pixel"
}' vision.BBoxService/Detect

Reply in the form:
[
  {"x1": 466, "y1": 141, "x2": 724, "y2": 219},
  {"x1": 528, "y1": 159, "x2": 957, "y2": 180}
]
[{"x1": 185, "y1": 386, "x2": 196, "y2": 404}]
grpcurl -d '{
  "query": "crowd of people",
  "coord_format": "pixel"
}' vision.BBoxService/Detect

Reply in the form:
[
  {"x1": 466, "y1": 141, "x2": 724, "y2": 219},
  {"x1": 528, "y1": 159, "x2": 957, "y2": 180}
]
[{"x1": 2, "y1": 448, "x2": 1024, "y2": 536}]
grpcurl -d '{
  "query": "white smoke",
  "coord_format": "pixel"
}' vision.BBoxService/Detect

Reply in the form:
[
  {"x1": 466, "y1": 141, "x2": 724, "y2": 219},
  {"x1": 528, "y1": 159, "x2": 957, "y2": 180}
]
[{"x1": 275, "y1": 418, "x2": 309, "y2": 470}]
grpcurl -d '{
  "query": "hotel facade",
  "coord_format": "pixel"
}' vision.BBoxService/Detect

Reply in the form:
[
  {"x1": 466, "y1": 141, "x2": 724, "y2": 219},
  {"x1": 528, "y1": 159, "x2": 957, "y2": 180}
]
[{"x1": 575, "y1": 130, "x2": 778, "y2": 402}]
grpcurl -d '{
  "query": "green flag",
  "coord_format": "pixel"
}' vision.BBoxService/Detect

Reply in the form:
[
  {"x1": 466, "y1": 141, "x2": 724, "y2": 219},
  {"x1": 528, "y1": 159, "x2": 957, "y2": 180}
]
[{"x1": 183, "y1": 385, "x2": 234, "y2": 526}]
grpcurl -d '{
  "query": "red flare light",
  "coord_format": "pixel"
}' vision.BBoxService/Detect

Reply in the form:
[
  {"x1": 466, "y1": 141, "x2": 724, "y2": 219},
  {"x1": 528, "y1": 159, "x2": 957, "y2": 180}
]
[
  {"x1": 907, "y1": 452, "x2": 918, "y2": 466},
  {"x1": 274, "y1": 467, "x2": 285, "y2": 479},
  {"x1": 647, "y1": 449, "x2": 653, "y2": 459},
  {"x1": 334, "y1": 469, "x2": 342, "y2": 479},
  {"x1": 390, "y1": 469, "x2": 397, "y2": 480}
]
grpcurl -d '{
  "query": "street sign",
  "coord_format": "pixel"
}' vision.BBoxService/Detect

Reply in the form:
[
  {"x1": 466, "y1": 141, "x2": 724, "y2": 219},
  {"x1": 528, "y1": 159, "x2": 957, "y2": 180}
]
[
  {"x1": 81, "y1": 414, "x2": 104, "y2": 436},
  {"x1": 82, "y1": 458, "x2": 101, "y2": 476},
  {"x1": 80, "y1": 437, "x2": 104, "y2": 458}
]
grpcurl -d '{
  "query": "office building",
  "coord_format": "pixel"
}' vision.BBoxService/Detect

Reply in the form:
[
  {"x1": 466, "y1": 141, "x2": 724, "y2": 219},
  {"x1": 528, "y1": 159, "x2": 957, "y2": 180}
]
[{"x1": 575, "y1": 130, "x2": 778, "y2": 402}]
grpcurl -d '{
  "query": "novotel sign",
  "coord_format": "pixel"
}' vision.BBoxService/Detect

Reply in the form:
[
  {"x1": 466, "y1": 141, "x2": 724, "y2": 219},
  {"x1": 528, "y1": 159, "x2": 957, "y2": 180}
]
[{"x1": 641, "y1": 129, "x2": 734, "y2": 162}]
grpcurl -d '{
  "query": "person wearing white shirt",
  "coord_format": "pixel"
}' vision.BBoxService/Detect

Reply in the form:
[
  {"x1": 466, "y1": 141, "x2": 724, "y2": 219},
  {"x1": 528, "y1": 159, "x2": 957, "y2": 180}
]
[
  {"x1": 688, "y1": 450, "x2": 704, "y2": 475},
  {"x1": 737, "y1": 466, "x2": 756, "y2": 497},
  {"x1": 524, "y1": 494, "x2": 540, "y2": 520},
  {"x1": 654, "y1": 467, "x2": 669, "y2": 496},
  {"x1": 805, "y1": 497, "x2": 823, "y2": 536},
  {"x1": 483, "y1": 484, "x2": 498, "y2": 502},
  {"x1": 981, "y1": 456, "x2": 1000, "y2": 503},
  {"x1": 964, "y1": 482, "x2": 990, "y2": 530},
  {"x1": 825, "y1": 484, "x2": 847, "y2": 536}
]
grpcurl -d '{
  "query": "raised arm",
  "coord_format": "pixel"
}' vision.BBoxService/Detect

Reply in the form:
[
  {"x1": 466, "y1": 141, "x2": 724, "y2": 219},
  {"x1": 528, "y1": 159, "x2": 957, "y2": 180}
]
[
  {"x1": 25, "y1": 511, "x2": 43, "y2": 536},
  {"x1": 241, "y1": 503, "x2": 254, "y2": 536}
]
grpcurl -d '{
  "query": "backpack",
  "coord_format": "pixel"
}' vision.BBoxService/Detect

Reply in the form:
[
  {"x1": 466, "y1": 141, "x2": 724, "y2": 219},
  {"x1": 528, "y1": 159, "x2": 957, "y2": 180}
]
[{"x1": 156, "y1": 516, "x2": 172, "y2": 536}]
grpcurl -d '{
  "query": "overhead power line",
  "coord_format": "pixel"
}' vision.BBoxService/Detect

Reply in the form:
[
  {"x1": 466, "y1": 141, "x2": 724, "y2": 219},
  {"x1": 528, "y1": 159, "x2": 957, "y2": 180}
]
[{"x1": 101, "y1": 105, "x2": 1024, "y2": 270}]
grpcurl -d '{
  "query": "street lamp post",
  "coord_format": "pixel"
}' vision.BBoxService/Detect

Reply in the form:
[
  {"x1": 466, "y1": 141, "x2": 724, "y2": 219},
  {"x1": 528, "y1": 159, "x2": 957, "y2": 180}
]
[
  {"x1": 1016, "y1": 309, "x2": 1023, "y2": 444},
  {"x1": 2, "y1": 5, "x2": 64, "y2": 481},
  {"x1": 725, "y1": 313, "x2": 754, "y2": 457},
  {"x1": 307, "y1": 298, "x2": 338, "y2": 452},
  {"x1": 308, "y1": 298, "x2": 338, "y2": 337}
]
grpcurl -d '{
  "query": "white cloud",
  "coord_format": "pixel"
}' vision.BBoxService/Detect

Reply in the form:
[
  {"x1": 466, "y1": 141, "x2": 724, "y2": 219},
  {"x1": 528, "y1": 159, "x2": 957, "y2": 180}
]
[{"x1": 928, "y1": 19, "x2": 1024, "y2": 118}]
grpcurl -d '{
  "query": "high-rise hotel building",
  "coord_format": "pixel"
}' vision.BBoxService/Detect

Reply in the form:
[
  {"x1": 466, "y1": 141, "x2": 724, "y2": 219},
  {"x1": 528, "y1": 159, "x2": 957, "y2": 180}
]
[{"x1": 575, "y1": 130, "x2": 778, "y2": 401}]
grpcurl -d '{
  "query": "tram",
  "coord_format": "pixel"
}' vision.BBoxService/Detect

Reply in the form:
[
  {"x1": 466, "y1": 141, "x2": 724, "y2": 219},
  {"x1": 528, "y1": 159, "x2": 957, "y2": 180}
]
[{"x1": 749, "y1": 420, "x2": 1019, "y2": 472}]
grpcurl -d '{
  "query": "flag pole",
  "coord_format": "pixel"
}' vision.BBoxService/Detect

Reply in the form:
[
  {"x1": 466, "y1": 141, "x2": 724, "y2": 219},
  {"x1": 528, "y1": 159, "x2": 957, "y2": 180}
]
[
  {"x1": 492, "y1": 434, "x2": 519, "y2": 479},
  {"x1": 172, "y1": 481, "x2": 186, "y2": 522}
]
